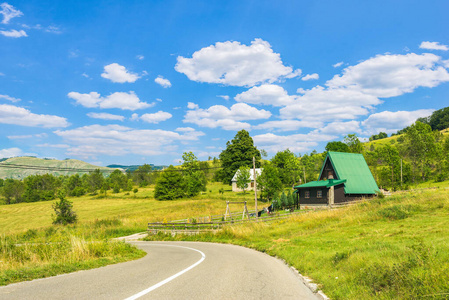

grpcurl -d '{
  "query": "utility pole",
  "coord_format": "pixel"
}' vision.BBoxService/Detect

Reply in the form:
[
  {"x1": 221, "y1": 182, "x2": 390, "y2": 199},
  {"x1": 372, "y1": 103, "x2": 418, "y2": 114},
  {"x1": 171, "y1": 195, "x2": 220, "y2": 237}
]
[
  {"x1": 303, "y1": 166, "x2": 306, "y2": 183},
  {"x1": 253, "y1": 156, "x2": 258, "y2": 220}
]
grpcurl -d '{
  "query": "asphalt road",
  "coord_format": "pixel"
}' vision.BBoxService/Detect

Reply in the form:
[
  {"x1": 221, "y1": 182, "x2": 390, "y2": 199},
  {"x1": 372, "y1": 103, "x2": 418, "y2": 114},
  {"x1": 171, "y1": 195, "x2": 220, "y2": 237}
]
[{"x1": 0, "y1": 241, "x2": 320, "y2": 300}]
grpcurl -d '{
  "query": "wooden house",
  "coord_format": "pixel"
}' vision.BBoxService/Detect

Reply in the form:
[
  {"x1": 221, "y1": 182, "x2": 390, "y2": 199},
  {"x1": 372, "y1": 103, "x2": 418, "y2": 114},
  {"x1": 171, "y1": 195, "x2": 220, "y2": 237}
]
[{"x1": 294, "y1": 152, "x2": 379, "y2": 205}]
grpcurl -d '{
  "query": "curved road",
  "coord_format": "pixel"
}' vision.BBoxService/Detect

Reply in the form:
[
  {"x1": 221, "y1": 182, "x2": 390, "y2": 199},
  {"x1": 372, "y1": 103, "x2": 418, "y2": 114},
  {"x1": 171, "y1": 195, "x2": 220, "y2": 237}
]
[{"x1": 0, "y1": 241, "x2": 320, "y2": 300}]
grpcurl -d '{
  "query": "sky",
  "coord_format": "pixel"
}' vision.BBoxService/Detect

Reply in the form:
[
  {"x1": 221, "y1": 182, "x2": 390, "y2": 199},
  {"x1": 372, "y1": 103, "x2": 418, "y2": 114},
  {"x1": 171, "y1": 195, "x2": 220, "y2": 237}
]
[{"x1": 0, "y1": 1, "x2": 449, "y2": 166}]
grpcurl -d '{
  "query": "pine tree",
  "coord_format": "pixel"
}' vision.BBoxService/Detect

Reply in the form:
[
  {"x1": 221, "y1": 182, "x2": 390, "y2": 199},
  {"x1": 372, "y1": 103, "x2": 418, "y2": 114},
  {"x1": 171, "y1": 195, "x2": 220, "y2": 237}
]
[{"x1": 52, "y1": 192, "x2": 77, "y2": 225}]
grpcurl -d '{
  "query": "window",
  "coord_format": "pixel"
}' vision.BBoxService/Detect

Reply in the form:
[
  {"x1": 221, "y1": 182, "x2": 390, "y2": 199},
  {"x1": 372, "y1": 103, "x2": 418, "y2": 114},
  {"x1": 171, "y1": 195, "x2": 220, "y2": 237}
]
[
  {"x1": 317, "y1": 190, "x2": 322, "y2": 198},
  {"x1": 305, "y1": 190, "x2": 310, "y2": 198}
]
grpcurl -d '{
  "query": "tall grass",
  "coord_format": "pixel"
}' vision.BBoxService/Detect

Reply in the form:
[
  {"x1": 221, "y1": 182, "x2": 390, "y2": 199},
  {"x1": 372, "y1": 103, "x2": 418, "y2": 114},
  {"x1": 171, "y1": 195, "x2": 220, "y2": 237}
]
[
  {"x1": 146, "y1": 189, "x2": 449, "y2": 300},
  {"x1": 0, "y1": 228, "x2": 144, "y2": 286}
]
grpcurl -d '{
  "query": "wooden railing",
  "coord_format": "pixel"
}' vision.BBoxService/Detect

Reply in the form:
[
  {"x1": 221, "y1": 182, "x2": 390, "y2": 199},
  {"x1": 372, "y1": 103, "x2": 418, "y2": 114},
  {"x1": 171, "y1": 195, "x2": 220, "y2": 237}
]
[{"x1": 147, "y1": 211, "x2": 303, "y2": 235}]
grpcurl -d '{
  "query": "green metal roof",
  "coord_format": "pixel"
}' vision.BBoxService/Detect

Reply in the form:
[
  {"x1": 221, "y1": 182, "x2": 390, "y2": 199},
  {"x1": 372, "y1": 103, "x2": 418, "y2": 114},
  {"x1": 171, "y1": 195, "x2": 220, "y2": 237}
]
[
  {"x1": 319, "y1": 151, "x2": 379, "y2": 194},
  {"x1": 294, "y1": 179, "x2": 346, "y2": 189}
]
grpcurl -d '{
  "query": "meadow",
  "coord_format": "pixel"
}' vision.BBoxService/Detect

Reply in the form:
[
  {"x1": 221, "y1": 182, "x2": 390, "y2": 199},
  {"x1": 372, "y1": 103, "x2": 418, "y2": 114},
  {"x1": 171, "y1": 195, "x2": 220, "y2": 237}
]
[
  {"x1": 145, "y1": 187, "x2": 449, "y2": 300},
  {"x1": 2, "y1": 180, "x2": 449, "y2": 299}
]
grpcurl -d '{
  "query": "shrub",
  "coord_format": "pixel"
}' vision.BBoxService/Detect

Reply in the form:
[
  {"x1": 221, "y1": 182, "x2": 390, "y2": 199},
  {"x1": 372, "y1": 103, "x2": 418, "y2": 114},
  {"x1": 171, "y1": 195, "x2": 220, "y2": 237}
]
[{"x1": 52, "y1": 193, "x2": 77, "y2": 225}]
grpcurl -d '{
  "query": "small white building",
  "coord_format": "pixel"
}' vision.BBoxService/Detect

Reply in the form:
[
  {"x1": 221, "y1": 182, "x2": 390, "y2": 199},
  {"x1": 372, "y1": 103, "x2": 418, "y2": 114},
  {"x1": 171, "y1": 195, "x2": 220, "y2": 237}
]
[{"x1": 231, "y1": 168, "x2": 263, "y2": 192}]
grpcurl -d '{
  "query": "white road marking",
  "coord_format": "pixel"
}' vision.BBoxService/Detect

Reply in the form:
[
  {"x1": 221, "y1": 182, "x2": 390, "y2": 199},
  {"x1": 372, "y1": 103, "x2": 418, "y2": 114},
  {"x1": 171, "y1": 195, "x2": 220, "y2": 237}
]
[{"x1": 124, "y1": 244, "x2": 206, "y2": 300}]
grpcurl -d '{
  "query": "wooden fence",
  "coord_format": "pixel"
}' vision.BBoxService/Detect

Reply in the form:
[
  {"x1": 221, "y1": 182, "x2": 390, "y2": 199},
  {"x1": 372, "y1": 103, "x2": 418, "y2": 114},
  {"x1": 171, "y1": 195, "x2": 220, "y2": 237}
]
[{"x1": 148, "y1": 211, "x2": 302, "y2": 235}]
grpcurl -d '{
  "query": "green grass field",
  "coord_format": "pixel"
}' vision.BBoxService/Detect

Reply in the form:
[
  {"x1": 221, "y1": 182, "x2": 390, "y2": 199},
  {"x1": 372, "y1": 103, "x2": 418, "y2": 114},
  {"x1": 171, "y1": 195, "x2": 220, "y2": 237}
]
[
  {"x1": 145, "y1": 187, "x2": 449, "y2": 300},
  {"x1": 2, "y1": 181, "x2": 449, "y2": 299}
]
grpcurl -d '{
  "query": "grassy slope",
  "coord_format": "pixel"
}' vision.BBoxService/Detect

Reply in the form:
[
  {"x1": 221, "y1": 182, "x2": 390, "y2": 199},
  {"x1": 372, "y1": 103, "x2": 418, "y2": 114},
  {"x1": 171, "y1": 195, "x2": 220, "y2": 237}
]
[
  {"x1": 146, "y1": 187, "x2": 449, "y2": 300},
  {"x1": 0, "y1": 156, "x2": 114, "y2": 179},
  {"x1": 0, "y1": 182, "x2": 258, "y2": 235}
]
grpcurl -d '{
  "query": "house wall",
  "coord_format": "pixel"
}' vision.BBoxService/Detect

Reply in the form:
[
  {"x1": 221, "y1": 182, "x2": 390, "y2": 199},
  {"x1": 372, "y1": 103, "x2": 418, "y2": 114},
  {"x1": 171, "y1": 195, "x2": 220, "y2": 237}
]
[
  {"x1": 319, "y1": 159, "x2": 337, "y2": 181},
  {"x1": 231, "y1": 180, "x2": 258, "y2": 192},
  {"x1": 298, "y1": 188, "x2": 328, "y2": 205}
]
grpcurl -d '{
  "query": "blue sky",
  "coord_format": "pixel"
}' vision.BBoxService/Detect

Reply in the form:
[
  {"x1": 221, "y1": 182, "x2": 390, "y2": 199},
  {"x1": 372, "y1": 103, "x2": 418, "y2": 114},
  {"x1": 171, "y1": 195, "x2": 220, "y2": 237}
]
[{"x1": 1, "y1": 1, "x2": 448, "y2": 166}]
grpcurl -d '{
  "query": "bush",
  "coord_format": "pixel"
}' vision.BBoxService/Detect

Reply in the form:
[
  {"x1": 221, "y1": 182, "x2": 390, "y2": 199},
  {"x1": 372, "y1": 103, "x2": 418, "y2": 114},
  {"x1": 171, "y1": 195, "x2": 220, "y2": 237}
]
[{"x1": 52, "y1": 193, "x2": 77, "y2": 225}]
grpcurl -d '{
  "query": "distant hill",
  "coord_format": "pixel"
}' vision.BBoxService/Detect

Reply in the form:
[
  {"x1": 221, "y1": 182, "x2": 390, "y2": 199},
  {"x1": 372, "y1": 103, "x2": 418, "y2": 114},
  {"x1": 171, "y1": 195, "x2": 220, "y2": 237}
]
[
  {"x1": 0, "y1": 157, "x2": 116, "y2": 180},
  {"x1": 107, "y1": 164, "x2": 167, "y2": 172}
]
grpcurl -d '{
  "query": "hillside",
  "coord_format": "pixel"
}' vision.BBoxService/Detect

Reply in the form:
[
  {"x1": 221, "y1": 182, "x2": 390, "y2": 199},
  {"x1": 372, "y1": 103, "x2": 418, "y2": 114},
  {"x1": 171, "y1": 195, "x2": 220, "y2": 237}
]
[{"x1": 0, "y1": 157, "x2": 115, "y2": 179}]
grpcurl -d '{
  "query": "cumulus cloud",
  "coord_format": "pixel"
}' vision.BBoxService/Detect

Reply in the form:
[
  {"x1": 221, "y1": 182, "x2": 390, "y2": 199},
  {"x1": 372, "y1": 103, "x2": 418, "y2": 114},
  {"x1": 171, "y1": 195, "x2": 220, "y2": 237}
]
[
  {"x1": 54, "y1": 124, "x2": 204, "y2": 159},
  {"x1": 0, "y1": 147, "x2": 23, "y2": 158},
  {"x1": 235, "y1": 84, "x2": 294, "y2": 107},
  {"x1": 280, "y1": 52, "x2": 449, "y2": 124},
  {"x1": 253, "y1": 132, "x2": 337, "y2": 154},
  {"x1": 68, "y1": 91, "x2": 154, "y2": 110},
  {"x1": 361, "y1": 109, "x2": 435, "y2": 134},
  {"x1": 0, "y1": 94, "x2": 20, "y2": 102},
  {"x1": 419, "y1": 41, "x2": 448, "y2": 51},
  {"x1": 0, "y1": 29, "x2": 27, "y2": 38},
  {"x1": 140, "y1": 111, "x2": 173, "y2": 124},
  {"x1": 87, "y1": 112, "x2": 125, "y2": 121},
  {"x1": 301, "y1": 73, "x2": 319, "y2": 81},
  {"x1": 326, "y1": 53, "x2": 449, "y2": 98},
  {"x1": 253, "y1": 120, "x2": 323, "y2": 131},
  {"x1": 318, "y1": 121, "x2": 361, "y2": 135},
  {"x1": 101, "y1": 63, "x2": 140, "y2": 83},
  {"x1": 0, "y1": 104, "x2": 69, "y2": 127},
  {"x1": 154, "y1": 75, "x2": 172, "y2": 88},
  {"x1": 184, "y1": 102, "x2": 271, "y2": 130},
  {"x1": 0, "y1": 3, "x2": 23, "y2": 24},
  {"x1": 175, "y1": 38, "x2": 300, "y2": 87},
  {"x1": 280, "y1": 86, "x2": 380, "y2": 121}
]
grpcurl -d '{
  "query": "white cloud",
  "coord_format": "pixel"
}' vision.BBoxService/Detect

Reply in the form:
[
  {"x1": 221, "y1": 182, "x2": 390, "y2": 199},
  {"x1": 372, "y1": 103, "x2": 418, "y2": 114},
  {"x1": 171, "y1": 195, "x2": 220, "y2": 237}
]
[
  {"x1": 101, "y1": 63, "x2": 140, "y2": 83},
  {"x1": 187, "y1": 102, "x2": 199, "y2": 109},
  {"x1": 8, "y1": 133, "x2": 47, "y2": 139},
  {"x1": 82, "y1": 73, "x2": 89, "y2": 78},
  {"x1": 36, "y1": 143, "x2": 69, "y2": 149},
  {"x1": 333, "y1": 62, "x2": 344, "y2": 68},
  {"x1": 301, "y1": 73, "x2": 319, "y2": 81},
  {"x1": 280, "y1": 52, "x2": 449, "y2": 125},
  {"x1": 0, "y1": 147, "x2": 23, "y2": 158},
  {"x1": 361, "y1": 109, "x2": 435, "y2": 134},
  {"x1": 327, "y1": 53, "x2": 449, "y2": 98},
  {"x1": 419, "y1": 41, "x2": 448, "y2": 51},
  {"x1": 280, "y1": 85, "x2": 380, "y2": 121},
  {"x1": 0, "y1": 94, "x2": 20, "y2": 102},
  {"x1": 140, "y1": 111, "x2": 172, "y2": 124},
  {"x1": 68, "y1": 91, "x2": 154, "y2": 110},
  {"x1": 130, "y1": 113, "x2": 139, "y2": 121},
  {"x1": 253, "y1": 132, "x2": 337, "y2": 154},
  {"x1": 175, "y1": 38, "x2": 300, "y2": 87},
  {"x1": 253, "y1": 120, "x2": 323, "y2": 131},
  {"x1": 154, "y1": 75, "x2": 172, "y2": 88},
  {"x1": 176, "y1": 127, "x2": 196, "y2": 132},
  {"x1": 217, "y1": 95, "x2": 229, "y2": 100},
  {"x1": 0, "y1": 104, "x2": 69, "y2": 128},
  {"x1": 0, "y1": 3, "x2": 23, "y2": 24},
  {"x1": 0, "y1": 29, "x2": 27, "y2": 38},
  {"x1": 318, "y1": 121, "x2": 361, "y2": 135},
  {"x1": 136, "y1": 55, "x2": 144, "y2": 60},
  {"x1": 87, "y1": 112, "x2": 125, "y2": 121},
  {"x1": 184, "y1": 102, "x2": 271, "y2": 130},
  {"x1": 235, "y1": 84, "x2": 294, "y2": 107},
  {"x1": 54, "y1": 124, "x2": 204, "y2": 159}
]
